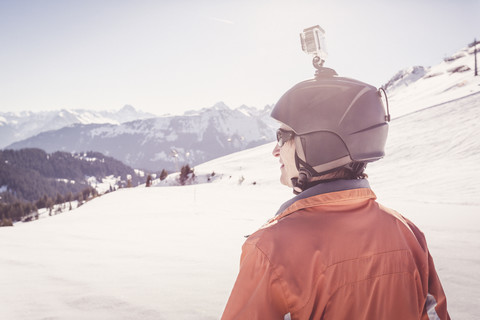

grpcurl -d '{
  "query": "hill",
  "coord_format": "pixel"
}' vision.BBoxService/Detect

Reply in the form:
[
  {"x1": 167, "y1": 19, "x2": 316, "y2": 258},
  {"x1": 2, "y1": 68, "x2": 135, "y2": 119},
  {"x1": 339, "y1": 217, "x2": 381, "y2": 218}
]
[{"x1": 0, "y1": 148, "x2": 153, "y2": 222}]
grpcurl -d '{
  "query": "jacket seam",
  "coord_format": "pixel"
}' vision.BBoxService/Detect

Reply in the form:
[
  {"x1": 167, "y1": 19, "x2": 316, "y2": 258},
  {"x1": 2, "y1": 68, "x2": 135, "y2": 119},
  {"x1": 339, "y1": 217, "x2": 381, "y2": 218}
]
[
  {"x1": 253, "y1": 242, "x2": 293, "y2": 314},
  {"x1": 324, "y1": 248, "x2": 412, "y2": 270},
  {"x1": 293, "y1": 249, "x2": 413, "y2": 315},
  {"x1": 325, "y1": 271, "x2": 418, "y2": 314}
]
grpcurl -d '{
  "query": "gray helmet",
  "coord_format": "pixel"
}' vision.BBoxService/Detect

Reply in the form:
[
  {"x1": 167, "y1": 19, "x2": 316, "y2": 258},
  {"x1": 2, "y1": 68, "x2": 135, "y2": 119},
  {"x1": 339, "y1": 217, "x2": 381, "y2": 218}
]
[{"x1": 271, "y1": 69, "x2": 389, "y2": 180}]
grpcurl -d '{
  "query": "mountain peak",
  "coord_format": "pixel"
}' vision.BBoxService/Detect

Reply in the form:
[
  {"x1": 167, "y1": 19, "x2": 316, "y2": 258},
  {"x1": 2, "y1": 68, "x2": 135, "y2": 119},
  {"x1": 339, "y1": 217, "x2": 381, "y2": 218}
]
[
  {"x1": 212, "y1": 101, "x2": 230, "y2": 111},
  {"x1": 383, "y1": 66, "x2": 427, "y2": 91},
  {"x1": 119, "y1": 105, "x2": 136, "y2": 113}
]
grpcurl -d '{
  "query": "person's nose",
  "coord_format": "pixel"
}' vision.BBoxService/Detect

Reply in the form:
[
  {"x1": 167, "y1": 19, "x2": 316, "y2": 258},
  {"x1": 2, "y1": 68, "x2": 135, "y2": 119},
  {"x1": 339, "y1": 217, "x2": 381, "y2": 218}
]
[{"x1": 272, "y1": 143, "x2": 280, "y2": 157}]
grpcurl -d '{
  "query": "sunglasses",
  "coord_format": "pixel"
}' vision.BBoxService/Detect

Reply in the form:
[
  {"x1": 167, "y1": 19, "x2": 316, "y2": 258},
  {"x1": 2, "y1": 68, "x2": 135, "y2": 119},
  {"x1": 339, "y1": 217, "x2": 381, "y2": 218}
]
[{"x1": 276, "y1": 128, "x2": 295, "y2": 147}]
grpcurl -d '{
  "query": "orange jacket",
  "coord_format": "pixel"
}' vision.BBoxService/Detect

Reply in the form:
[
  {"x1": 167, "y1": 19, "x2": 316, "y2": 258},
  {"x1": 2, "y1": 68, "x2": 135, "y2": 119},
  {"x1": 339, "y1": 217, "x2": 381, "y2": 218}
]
[{"x1": 222, "y1": 180, "x2": 449, "y2": 320}]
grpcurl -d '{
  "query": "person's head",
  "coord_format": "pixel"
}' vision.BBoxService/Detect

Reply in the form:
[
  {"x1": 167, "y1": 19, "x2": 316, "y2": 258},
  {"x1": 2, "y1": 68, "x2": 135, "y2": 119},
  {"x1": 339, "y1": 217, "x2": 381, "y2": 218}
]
[
  {"x1": 272, "y1": 123, "x2": 298, "y2": 188},
  {"x1": 271, "y1": 69, "x2": 390, "y2": 193}
]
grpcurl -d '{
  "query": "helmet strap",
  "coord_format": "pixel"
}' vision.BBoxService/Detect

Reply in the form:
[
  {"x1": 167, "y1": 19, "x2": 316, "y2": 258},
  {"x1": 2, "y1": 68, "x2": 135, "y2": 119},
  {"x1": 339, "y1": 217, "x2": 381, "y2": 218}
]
[
  {"x1": 294, "y1": 152, "x2": 318, "y2": 175},
  {"x1": 291, "y1": 169, "x2": 310, "y2": 195},
  {"x1": 292, "y1": 152, "x2": 316, "y2": 194},
  {"x1": 292, "y1": 152, "x2": 367, "y2": 194},
  {"x1": 346, "y1": 161, "x2": 367, "y2": 177}
]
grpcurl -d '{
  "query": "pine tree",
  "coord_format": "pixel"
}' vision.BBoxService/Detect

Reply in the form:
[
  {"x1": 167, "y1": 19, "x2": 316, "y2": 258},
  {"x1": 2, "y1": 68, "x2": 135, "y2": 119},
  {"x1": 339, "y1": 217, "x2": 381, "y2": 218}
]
[
  {"x1": 179, "y1": 165, "x2": 194, "y2": 185},
  {"x1": 55, "y1": 193, "x2": 64, "y2": 205},
  {"x1": 146, "y1": 174, "x2": 153, "y2": 187},
  {"x1": 160, "y1": 169, "x2": 168, "y2": 181},
  {"x1": 45, "y1": 198, "x2": 54, "y2": 215},
  {"x1": 1, "y1": 215, "x2": 13, "y2": 227},
  {"x1": 76, "y1": 192, "x2": 84, "y2": 206}
]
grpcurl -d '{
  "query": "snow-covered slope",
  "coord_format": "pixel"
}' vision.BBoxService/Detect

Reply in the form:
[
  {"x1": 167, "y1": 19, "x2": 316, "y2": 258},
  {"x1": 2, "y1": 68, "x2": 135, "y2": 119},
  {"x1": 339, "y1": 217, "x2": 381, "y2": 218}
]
[
  {"x1": 162, "y1": 87, "x2": 480, "y2": 206},
  {"x1": 369, "y1": 91, "x2": 480, "y2": 205},
  {"x1": 384, "y1": 45, "x2": 480, "y2": 117},
  {"x1": 0, "y1": 105, "x2": 155, "y2": 148}
]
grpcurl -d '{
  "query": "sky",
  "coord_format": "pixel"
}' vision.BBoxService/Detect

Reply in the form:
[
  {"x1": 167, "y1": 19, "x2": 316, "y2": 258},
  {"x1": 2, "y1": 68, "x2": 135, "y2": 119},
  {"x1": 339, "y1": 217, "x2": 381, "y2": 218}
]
[{"x1": 0, "y1": 0, "x2": 479, "y2": 115}]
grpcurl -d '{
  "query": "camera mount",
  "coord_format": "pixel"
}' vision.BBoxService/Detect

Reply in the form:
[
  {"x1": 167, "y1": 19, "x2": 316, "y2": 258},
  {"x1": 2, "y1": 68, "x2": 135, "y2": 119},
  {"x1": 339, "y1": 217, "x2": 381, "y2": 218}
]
[{"x1": 300, "y1": 25, "x2": 336, "y2": 77}]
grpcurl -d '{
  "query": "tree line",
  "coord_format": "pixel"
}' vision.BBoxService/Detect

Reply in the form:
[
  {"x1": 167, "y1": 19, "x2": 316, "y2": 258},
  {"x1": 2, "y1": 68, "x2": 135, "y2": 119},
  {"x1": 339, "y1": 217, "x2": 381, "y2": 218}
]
[
  {"x1": 0, "y1": 186, "x2": 98, "y2": 225},
  {"x1": 0, "y1": 148, "x2": 162, "y2": 226},
  {"x1": 0, "y1": 148, "x2": 188, "y2": 226},
  {"x1": 0, "y1": 148, "x2": 151, "y2": 203}
]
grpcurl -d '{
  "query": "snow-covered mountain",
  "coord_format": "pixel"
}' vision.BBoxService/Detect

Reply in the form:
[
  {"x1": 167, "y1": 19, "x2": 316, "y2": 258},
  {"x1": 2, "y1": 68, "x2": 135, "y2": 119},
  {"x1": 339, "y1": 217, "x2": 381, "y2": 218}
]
[
  {"x1": 0, "y1": 105, "x2": 155, "y2": 149},
  {"x1": 6, "y1": 102, "x2": 277, "y2": 171},
  {"x1": 383, "y1": 44, "x2": 480, "y2": 117},
  {"x1": 382, "y1": 65, "x2": 428, "y2": 92}
]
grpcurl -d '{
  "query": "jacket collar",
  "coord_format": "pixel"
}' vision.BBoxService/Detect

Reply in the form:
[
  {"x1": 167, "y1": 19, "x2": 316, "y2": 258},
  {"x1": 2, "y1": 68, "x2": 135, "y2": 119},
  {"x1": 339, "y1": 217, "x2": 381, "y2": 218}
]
[{"x1": 275, "y1": 179, "x2": 373, "y2": 217}]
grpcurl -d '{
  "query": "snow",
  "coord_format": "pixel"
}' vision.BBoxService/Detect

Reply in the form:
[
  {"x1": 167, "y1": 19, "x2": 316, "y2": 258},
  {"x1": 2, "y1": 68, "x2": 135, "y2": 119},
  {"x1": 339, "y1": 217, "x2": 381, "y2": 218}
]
[
  {"x1": 0, "y1": 182, "x2": 285, "y2": 320},
  {"x1": 0, "y1": 106, "x2": 156, "y2": 149},
  {"x1": 134, "y1": 169, "x2": 145, "y2": 177},
  {"x1": 1, "y1": 47, "x2": 480, "y2": 319},
  {"x1": 150, "y1": 151, "x2": 168, "y2": 162},
  {"x1": 1, "y1": 138, "x2": 478, "y2": 319},
  {"x1": 55, "y1": 178, "x2": 75, "y2": 184},
  {"x1": 386, "y1": 45, "x2": 480, "y2": 118},
  {"x1": 85, "y1": 175, "x2": 121, "y2": 195},
  {"x1": 86, "y1": 103, "x2": 274, "y2": 147}
]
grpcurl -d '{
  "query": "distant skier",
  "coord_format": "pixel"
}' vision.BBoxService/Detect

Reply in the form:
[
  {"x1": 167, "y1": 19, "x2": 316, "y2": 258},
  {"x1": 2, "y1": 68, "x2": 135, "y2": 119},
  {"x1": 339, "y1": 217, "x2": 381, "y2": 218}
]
[{"x1": 222, "y1": 69, "x2": 450, "y2": 319}]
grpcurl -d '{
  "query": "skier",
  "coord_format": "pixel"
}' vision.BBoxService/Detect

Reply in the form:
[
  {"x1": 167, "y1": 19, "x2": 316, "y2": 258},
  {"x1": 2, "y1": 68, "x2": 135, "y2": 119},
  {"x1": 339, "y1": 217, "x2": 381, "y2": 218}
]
[{"x1": 222, "y1": 69, "x2": 450, "y2": 319}]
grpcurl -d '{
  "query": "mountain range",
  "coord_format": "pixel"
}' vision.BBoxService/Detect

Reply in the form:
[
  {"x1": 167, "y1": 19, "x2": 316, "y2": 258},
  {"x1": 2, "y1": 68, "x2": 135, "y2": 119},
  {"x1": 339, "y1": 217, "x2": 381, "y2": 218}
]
[
  {"x1": 4, "y1": 102, "x2": 276, "y2": 171},
  {"x1": 0, "y1": 105, "x2": 155, "y2": 149}
]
